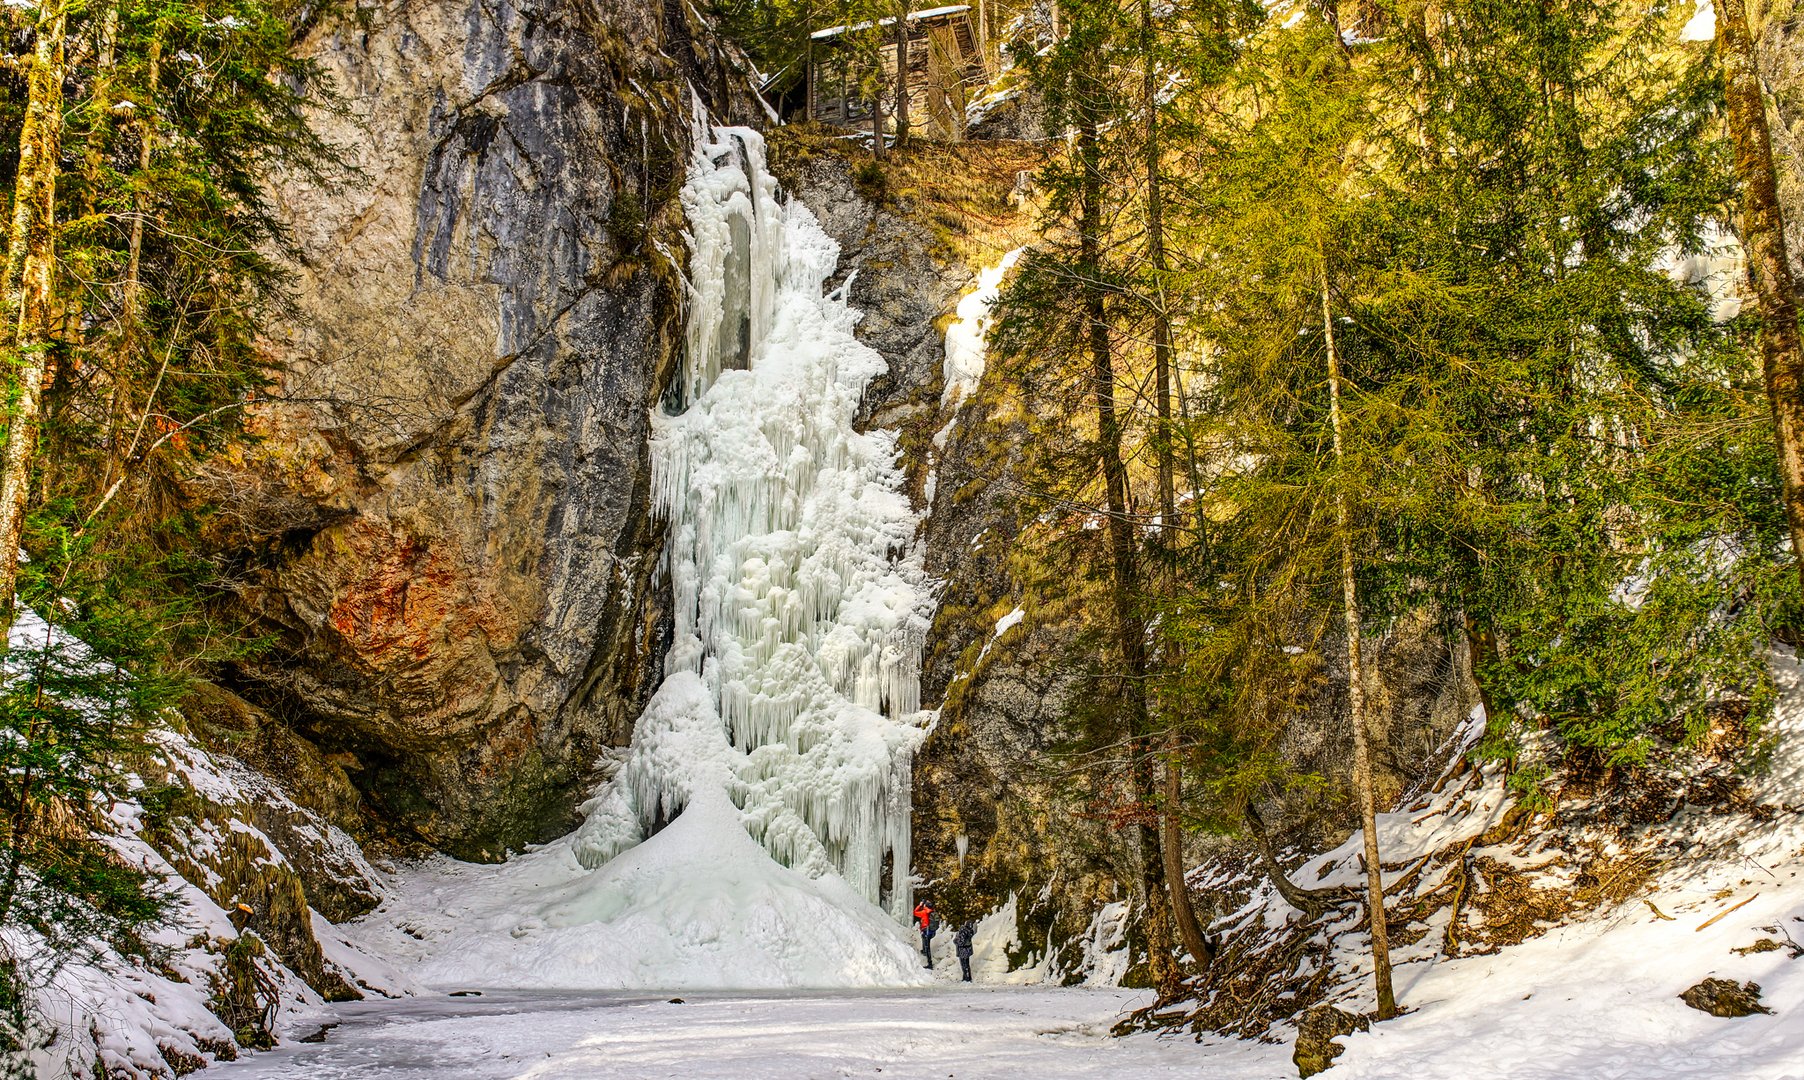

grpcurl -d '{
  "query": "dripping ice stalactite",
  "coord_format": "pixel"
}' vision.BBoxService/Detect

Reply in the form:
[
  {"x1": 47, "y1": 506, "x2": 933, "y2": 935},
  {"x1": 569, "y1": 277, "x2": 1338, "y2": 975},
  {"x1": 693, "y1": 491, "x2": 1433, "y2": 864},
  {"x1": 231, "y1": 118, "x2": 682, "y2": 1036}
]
[{"x1": 573, "y1": 121, "x2": 934, "y2": 920}]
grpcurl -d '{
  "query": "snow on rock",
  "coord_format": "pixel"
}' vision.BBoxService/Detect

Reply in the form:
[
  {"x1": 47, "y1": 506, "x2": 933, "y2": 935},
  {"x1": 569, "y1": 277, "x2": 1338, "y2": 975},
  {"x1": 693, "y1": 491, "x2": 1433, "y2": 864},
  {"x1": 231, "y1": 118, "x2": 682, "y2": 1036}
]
[
  {"x1": 925, "y1": 246, "x2": 1024, "y2": 506},
  {"x1": 8, "y1": 742, "x2": 342, "y2": 1078},
  {"x1": 1682, "y1": 0, "x2": 1715, "y2": 41},
  {"x1": 3, "y1": 609, "x2": 395, "y2": 1076},
  {"x1": 941, "y1": 247, "x2": 1025, "y2": 415},
  {"x1": 350, "y1": 114, "x2": 936, "y2": 992}
]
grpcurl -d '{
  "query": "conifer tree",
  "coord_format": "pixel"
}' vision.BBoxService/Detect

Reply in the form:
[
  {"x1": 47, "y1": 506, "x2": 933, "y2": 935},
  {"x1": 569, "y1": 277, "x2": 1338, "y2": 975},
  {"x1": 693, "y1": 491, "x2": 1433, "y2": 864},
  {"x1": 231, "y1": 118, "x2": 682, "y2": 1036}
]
[{"x1": 0, "y1": 0, "x2": 347, "y2": 1027}]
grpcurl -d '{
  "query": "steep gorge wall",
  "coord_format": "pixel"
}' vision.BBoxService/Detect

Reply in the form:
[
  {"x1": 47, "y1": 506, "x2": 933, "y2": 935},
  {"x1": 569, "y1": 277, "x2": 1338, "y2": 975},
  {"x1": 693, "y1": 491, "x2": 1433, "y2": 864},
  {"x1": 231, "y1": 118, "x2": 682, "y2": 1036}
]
[{"x1": 194, "y1": 0, "x2": 754, "y2": 859}]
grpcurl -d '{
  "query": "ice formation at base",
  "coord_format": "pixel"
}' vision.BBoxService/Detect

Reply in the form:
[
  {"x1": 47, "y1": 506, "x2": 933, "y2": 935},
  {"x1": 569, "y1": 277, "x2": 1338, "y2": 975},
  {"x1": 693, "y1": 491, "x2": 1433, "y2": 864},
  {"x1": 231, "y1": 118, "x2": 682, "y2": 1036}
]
[
  {"x1": 347, "y1": 118, "x2": 936, "y2": 990},
  {"x1": 571, "y1": 120, "x2": 933, "y2": 917},
  {"x1": 347, "y1": 786, "x2": 927, "y2": 990}
]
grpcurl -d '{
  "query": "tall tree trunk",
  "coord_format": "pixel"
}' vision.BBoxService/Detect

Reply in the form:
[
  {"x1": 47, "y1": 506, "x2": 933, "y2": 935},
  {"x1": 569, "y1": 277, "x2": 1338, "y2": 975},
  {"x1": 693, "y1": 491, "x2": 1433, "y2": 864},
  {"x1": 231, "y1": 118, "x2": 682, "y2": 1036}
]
[
  {"x1": 0, "y1": 10, "x2": 69, "y2": 630},
  {"x1": 1720, "y1": 0, "x2": 1804, "y2": 587},
  {"x1": 1139, "y1": 0, "x2": 1213, "y2": 978},
  {"x1": 1321, "y1": 269, "x2": 1398, "y2": 1021},
  {"x1": 81, "y1": 5, "x2": 120, "y2": 218},
  {"x1": 894, "y1": 8, "x2": 911, "y2": 150},
  {"x1": 106, "y1": 32, "x2": 162, "y2": 491},
  {"x1": 1078, "y1": 113, "x2": 1182, "y2": 1000}
]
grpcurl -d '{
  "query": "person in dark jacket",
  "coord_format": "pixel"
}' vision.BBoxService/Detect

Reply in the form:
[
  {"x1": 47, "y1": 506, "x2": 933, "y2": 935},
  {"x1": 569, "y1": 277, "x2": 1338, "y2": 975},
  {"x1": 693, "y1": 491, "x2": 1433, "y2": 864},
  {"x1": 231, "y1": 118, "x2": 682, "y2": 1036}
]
[
  {"x1": 953, "y1": 920, "x2": 976, "y2": 982},
  {"x1": 912, "y1": 900, "x2": 939, "y2": 968}
]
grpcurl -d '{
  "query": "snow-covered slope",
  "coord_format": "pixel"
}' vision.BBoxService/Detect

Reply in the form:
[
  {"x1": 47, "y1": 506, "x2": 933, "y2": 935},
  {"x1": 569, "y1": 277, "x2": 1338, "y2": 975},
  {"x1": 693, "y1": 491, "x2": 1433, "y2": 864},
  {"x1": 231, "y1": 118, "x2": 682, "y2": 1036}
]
[
  {"x1": 1172, "y1": 652, "x2": 1804, "y2": 1079},
  {"x1": 1325, "y1": 653, "x2": 1804, "y2": 1079},
  {"x1": 4, "y1": 607, "x2": 404, "y2": 1078}
]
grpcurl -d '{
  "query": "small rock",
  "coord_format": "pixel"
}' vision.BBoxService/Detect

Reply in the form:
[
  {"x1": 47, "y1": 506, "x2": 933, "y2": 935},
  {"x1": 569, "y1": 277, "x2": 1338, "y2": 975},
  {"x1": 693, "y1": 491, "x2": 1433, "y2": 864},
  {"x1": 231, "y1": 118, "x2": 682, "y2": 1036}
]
[
  {"x1": 449, "y1": 990, "x2": 482, "y2": 998},
  {"x1": 1679, "y1": 978, "x2": 1772, "y2": 1018},
  {"x1": 1293, "y1": 1005, "x2": 1370, "y2": 1078},
  {"x1": 299, "y1": 1024, "x2": 336, "y2": 1044},
  {"x1": 668, "y1": 997, "x2": 686, "y2": 1004}
]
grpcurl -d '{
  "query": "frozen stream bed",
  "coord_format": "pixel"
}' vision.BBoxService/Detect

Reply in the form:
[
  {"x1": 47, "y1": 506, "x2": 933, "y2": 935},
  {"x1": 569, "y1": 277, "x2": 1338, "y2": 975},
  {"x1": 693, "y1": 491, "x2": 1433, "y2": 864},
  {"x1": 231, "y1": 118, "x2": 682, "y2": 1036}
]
[{"x1": 202, "y1": 987, "x2": 1292, "y2": 1079}]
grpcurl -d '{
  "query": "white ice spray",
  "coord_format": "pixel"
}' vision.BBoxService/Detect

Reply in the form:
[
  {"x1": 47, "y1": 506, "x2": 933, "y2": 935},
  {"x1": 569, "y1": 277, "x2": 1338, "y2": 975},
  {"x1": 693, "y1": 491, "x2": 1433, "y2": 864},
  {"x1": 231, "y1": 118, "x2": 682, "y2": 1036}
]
[{"x1": 572, "y1": 119, "x2": 933, "y2": 917}]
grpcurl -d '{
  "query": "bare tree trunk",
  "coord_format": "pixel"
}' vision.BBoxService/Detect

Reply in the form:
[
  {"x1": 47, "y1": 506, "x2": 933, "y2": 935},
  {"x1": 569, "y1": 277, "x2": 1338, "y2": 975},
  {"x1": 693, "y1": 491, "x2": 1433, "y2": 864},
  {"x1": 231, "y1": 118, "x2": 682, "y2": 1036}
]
[
  {"x1": 106, "y1": 31, "x2": 162, "y2": 491},
  {"x1": 1321, "y1": 269, "x2": 1398, "y2": 1021},
  {"x1": 0, "y1": 10, "x2": 69, "y2": 629},
  {"x1": 871, "y1": 59, "x2": 886, "y2": 160},
  {"x1": 1138, "y1": 0, "x2": 1212, "y2": 978},
  {"x1": 1721, "y1": 0, "x2": 1804, "y2": 587},
  {"x1": 1078, "y1": 112, "x2": 1181, "y2": 1000},
  {"x1": 81, "y1": 5, "x2": 120, "y2": 218},
  {"x1": 894, "y1": 8, "x2": 911, "y2": 150}
]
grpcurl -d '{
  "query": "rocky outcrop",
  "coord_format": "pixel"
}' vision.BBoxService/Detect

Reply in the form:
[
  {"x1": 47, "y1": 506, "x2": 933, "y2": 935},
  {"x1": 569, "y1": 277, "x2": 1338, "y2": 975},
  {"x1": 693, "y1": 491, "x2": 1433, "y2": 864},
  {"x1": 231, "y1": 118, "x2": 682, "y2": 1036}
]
[
  {"x1": 1292, "y1": 1004, "x2": 1370, "y2": 1077},
  {"x1": 198, "y1": 0, "x2": 755, "y2": 858}
]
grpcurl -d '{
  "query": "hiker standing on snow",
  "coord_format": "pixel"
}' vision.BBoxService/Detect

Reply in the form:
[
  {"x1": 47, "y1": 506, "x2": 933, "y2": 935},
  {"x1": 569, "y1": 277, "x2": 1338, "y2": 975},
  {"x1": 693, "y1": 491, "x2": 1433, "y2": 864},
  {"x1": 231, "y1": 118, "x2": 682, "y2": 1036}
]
[
  {"x1": 913, "y1": 900, "x2": 939, "y2": 968},
  {"x1": 954, "y1": 920, "x2": 976, "y2": 983}
]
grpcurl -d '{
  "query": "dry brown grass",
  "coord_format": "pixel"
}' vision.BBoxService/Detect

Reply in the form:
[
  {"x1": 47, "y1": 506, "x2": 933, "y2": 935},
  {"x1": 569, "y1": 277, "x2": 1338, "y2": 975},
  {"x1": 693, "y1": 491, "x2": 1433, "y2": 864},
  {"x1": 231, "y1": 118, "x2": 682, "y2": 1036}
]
[{"x1": 769, "y1": 125, "x2": 1045, "y2": 262}]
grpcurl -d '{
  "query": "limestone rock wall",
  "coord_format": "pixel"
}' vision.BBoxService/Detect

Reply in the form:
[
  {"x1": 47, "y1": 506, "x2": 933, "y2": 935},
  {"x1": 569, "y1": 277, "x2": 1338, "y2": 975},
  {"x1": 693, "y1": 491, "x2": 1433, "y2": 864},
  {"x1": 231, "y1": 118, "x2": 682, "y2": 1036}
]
[{"x1": 198, "y1": 0, "x2": 755, "y2": 858}]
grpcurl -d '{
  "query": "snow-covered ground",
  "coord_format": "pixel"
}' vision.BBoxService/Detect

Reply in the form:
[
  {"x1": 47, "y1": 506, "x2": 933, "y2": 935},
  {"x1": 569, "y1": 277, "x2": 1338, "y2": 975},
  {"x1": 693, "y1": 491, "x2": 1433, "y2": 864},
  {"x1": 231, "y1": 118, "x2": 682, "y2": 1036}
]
[
  {"x1": 202, "y1": 988, "x2": 1292, "y2": 1080},
  {"x1": 340, "y1": 793, "x2": 927, "y2": 991},
  {"x1": 1323, "y1": 654, "x2": 1804, "y2": 1080}
]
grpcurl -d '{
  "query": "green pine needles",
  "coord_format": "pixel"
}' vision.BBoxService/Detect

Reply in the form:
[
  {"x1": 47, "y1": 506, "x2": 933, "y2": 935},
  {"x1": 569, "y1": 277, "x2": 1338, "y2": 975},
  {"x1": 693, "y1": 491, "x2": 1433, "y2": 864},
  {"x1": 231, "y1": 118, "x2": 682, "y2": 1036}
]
[
  {"x1": 991, "y1": 0, "x2": 1796, "y2": 933},
  {"x1": 0, "y1": 0, "x2": 346, "y2": 1049}
]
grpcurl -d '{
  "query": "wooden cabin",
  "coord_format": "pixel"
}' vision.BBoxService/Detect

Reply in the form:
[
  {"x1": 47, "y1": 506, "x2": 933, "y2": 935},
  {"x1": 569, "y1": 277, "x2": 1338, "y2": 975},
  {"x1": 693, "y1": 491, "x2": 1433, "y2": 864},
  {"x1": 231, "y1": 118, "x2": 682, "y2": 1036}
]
[{"x1": 805, "y1": 6, "x2": 990, "y2": 142}]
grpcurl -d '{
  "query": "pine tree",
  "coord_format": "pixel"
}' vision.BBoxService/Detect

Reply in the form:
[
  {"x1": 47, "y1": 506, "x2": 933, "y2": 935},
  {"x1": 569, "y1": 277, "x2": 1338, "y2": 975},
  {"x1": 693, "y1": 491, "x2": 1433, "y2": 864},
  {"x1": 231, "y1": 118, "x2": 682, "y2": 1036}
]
[
  {"x1": 0, "y1": 0, "x2": 347, "y2": 1015},
  {"x1": 991, "y1": 0, "x2": 1194, "y2": 997}
]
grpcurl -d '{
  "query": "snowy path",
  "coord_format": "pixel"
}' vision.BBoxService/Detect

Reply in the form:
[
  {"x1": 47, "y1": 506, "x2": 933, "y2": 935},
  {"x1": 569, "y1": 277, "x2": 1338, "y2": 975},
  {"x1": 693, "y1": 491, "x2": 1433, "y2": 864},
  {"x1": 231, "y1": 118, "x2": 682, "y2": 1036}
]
[{"x1": 206, "y1": 987, "x2": 1292, "y2": 1079}]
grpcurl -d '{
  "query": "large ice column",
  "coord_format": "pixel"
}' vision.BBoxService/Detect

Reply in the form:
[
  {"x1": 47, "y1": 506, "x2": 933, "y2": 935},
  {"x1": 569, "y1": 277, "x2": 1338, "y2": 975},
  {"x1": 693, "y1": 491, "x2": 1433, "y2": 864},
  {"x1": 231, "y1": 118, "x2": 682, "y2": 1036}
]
[{"x1": 573, "y1": 122, "x2": 933, "y2": 917}]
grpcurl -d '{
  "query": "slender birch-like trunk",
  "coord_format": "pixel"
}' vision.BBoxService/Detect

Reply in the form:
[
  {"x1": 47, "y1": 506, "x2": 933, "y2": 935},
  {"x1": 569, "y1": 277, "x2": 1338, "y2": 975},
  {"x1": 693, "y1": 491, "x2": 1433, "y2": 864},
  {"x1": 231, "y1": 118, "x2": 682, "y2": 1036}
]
[
  {"x1": 1321, "y1": 269, "x2": 1397, "y2": 1020},
  {"x1": 893, "y1": 8, "x2": 911, "y2": 150}
]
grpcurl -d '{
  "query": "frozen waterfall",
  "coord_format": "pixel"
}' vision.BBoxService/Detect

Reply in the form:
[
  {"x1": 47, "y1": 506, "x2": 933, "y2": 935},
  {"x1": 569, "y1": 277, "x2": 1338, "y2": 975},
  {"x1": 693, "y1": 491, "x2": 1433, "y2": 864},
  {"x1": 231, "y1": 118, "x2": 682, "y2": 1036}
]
[
  {"x1": 343, "y1": 119, "x2": 935, "y2": 992},
  {"x1": 572, "y1": 121, "x2": 934, "y2": 917}
]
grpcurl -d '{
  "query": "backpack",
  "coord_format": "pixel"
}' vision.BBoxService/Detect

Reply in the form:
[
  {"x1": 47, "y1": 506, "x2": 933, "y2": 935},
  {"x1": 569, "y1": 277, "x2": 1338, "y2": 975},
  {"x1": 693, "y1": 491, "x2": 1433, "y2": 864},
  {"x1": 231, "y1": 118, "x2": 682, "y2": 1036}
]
[{"x1": 927, "y1": 911, "x2": 942, "y2": 935}]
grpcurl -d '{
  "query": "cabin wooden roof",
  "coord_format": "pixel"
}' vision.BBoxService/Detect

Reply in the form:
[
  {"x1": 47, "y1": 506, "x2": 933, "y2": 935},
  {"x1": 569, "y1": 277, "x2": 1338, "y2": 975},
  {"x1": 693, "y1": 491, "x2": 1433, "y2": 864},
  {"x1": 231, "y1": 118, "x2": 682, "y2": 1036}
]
[{"x1": 810, "y1": 5, "x2": 974, "y2": 43}]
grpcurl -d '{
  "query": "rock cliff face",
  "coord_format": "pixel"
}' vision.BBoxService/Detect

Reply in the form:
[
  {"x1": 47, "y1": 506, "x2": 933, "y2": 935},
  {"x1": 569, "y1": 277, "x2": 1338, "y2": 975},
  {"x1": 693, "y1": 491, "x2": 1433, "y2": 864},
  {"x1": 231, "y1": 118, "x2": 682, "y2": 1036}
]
[{"x1": 199, "y1": 0, "x2": 753, "y2": 858}]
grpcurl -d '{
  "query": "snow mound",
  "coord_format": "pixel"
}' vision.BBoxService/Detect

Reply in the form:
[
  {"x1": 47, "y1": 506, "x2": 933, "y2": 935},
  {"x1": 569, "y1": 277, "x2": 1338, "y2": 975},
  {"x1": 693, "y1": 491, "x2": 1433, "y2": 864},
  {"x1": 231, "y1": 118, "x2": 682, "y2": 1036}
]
[{"x1": 346, "y1": 791, "x2": 929, "y2": 990}]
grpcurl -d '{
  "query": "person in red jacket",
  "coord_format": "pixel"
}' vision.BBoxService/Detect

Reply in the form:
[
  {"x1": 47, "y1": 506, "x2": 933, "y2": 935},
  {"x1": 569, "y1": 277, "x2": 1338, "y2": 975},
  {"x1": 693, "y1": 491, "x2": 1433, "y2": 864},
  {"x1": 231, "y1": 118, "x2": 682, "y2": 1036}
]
[{"x1": 912, "y1": 900, "x2": 939, "y2": 968}]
